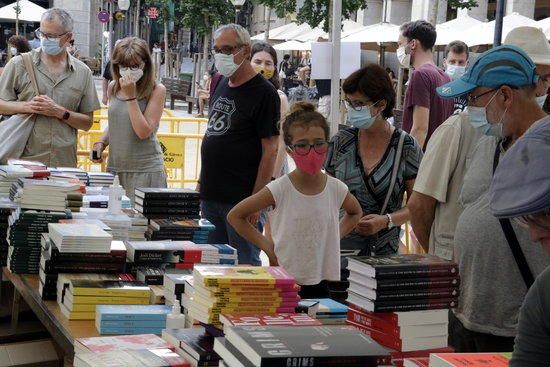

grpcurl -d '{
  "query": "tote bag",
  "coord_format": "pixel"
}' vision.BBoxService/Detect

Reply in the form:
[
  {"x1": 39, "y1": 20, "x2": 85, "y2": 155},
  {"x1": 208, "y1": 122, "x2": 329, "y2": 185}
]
[{"x1": 0, "y1": 53, "x2": 39, "y2": 164}]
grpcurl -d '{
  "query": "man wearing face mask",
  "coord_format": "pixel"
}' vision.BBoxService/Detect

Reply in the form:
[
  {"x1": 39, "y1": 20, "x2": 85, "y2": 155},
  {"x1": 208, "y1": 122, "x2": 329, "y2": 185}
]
[
  {"x1": 199, "y1": 24, "x2": 280, "y2": 266},
  {"x1": 398, "y1": 20, "x2": 454, "y2": 151},
  {"x1": 435, "y1": 45, "x2": 550, "y2": 352},
  {"x1": 443, "y1": 40, "x2": 470, "y2": 114},
  {"x1": 0, "y1": 8, "x2": 100, "y2": 167},
  {"x1": 504, "y1": 26, "x2": 550, "y2": 115}
]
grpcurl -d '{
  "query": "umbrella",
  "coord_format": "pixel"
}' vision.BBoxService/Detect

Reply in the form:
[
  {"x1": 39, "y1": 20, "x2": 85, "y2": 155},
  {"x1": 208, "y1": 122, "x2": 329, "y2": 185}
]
[
  {"x1": 273, "y1": 40, "x2": 311, "y2": 51},
  {"x1": 467, "y1": 12, "x2": 540, "y2": 46},
  {"x1": 251, "y1": 22, "x2": 299, "y2": 41},
  {"x1": 435, "y1": 15, "x2": 484, "y2": 46},
  {"x1": 272, "y1": 23, "x2": 314, "y2": 41},
  {"x1": 294, "y1": 20, "x2": 364, "y2": 42},
  {"x1": 342, "y1": 22, "x2": 400, "y2": 44},
  {"x1": 0, "y1": 0, "x2": 46, "y2": 22},
  {"x1": 537, "y1": 17, "x2": 550, "y2": 39}
]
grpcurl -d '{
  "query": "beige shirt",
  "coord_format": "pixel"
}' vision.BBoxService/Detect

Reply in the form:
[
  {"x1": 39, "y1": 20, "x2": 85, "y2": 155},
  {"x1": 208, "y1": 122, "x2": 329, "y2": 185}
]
[
  {"x1": 413, "y1": 112, "x2": 482, "y2": 260},
  {"x1": 0, "y1": 49, "x2": 100, "y2": 167}
]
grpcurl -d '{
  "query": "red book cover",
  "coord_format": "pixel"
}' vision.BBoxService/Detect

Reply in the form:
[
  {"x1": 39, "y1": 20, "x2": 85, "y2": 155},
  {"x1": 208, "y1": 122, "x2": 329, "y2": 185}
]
[
  {"x1": 404, "y1": 357, "x2": 429, "y2": 367},
  {"x1": 430, "y1": 353, "x2": 511, "y2": 367},
  {"x1": 348, "y1": 307, "x2": 401, "y2": 336},
  {"x1": 347, "y1": 320, "x2": 404, "y2": 351},
  {"x1": 175, "y1": 263, "x2": 195, "y2": 269},
  {"x1": 75, "y1": 334, "x2": 174, "y2": 353},
  {"x1": 176, "y1": 241, "x2": 203, "y2": 263},
  {"x1": 390, "y1": 347, "x2": 454, "y2": 367},
  {"x1": 219, "y1": 313, "x2": 323, "y2": 327}
]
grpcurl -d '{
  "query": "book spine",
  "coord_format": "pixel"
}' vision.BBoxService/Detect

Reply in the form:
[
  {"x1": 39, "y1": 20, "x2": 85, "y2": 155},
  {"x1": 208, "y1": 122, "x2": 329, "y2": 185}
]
[
  {"x1": 139, "y1": 192, "x2": 200, "y2": 199},
  {"x1": 373, "y1": 287, "x2": 460, "y2": 301},
  {"x1": 375, "y1": 277, "x2": 461, "y2": 291},
  {"x1": 347, "y1": 303, "x2": 399, "y2": 324},
  {"x1": 132, "y1": 250, "x2": 180, "y2": 263},
  {"x1": 99, "y1": 320, "x2": 167, "y2": 328},
  {"x1": 100, "y1": 314, "x2": 168, "y2": 322},
  {"x1": 373, "y1": 298, "x2": 459, "y2": 312},
  {"x1": 50, "y1": 251, "x2": 127, "y2": 263},
  {"x1": 73, "y1": 289, "x2": 151, "y2": 298},
  {"x1": 261, "y1": 355, "x2": 387, "y2": 367},
  {"x1": 347, "y1": 309, "x2": 400, "y2": 338},
  {"x1": 137, "y1": 207, "x2": 200, "y2": 215},
  {"x1": 346, "y1": 320, "x2": 403, "y2": 351},
  {"x1": 70, "y1": 296, "x2": 150, "y2": 304},
  {"x1": 96, "y1": 327, "x2": 164, "y2": 335},
  {"x1": 139, "y1": 200, "x2": 200, "y2": 207},
  {"x1": 375, "y1": 265, "x2": 459, "y2": 279},
  {"x1": 43, "y1": 262, "x2": 125, "y2": 274}
]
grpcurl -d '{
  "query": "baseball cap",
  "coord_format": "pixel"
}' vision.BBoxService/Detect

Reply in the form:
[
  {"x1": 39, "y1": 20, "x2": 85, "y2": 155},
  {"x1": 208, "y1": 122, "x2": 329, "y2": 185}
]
[
  {"x1": 504, "y1": 26, "x2": 550, "y2": 66},
  {"x1": 489, "y1": 116, "x2": 550, "y2": 218},
  {"x1": 437, "y1": 44, "x2": 538, "y2": 98}
]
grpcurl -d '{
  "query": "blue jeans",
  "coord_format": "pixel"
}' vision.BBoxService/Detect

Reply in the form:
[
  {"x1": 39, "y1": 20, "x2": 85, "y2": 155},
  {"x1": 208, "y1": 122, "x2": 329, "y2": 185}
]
[{"x1": 200, "y1": 200, "x2": 261, "y2": 266}]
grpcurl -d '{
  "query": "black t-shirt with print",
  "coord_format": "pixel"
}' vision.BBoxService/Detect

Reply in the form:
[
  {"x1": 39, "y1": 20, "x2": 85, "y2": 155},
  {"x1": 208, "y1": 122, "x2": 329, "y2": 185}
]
[
  {"x1": 200, "y1": 74, "x2": 280, "y2": 204},
  {"x1": 453, "y1": 94, "x2": 468, "y2": 114}
]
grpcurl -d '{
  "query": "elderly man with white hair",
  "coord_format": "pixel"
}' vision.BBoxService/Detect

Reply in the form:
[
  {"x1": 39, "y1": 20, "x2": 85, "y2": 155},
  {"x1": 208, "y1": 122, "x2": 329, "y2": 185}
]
[
  {"x1": 0, "y1": 8, "x2": 100, "y2": 167},
  {"x1": 198, "y1": 24, "x2": 280, "y2": 266}
]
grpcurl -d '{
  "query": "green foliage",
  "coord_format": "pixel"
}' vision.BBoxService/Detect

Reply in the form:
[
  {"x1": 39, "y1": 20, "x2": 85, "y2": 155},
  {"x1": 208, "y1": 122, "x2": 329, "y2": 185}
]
[
  {"x1": 177, "y1": 0, "x2": 235, "y2": 35},
  {"x1": 252, "y1": 0, "x2": 297, "y2": 19},
  {"x1": 144, "y1": 0, "x2": 173, "y2": 24},
  {"x1": 448, "y1": 0, "x2": 478, "y2": 10}
]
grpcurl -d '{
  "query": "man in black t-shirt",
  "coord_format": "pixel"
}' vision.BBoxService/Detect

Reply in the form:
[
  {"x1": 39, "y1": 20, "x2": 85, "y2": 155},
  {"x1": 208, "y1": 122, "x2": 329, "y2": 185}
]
[{"x1": 199, "y1": 24, "x2": 280, "y2": 266}]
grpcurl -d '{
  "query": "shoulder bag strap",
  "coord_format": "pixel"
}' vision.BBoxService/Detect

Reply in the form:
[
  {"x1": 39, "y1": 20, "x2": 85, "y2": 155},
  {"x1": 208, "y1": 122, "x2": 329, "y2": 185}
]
[
  {"x1": 21, "y1": 53, "x2": 40, "y2": 97},
  {"x1": 493, "y1": 142, "x2": 535, "y2": 289},
  {"x1": 380, "y1": 130, "x2": 406, "y2": 215}
]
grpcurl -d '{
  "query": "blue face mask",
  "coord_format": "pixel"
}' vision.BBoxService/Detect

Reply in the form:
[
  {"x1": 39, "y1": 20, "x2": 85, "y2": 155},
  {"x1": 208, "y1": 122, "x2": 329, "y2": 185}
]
[
  {"x1": 445, "y1": 64, "x2": 466, "y2": 81},
  {"x1": 468, "y1": 90, "x2": 506, "y2": 137},
  {"x1": 346, "y1": 101, "x2": 379, "y2": 129},
  {"x1": 41, "y1": 37, "x2": 64, "y2": 55}
]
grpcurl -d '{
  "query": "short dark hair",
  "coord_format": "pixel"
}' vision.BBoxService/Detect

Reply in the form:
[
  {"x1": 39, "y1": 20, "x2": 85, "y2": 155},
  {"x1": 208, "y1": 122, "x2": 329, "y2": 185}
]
[
  {"x1": 342, "y1": 64, "x2": 396, "y2": 119},
  {"x1": 283, "y1": 102, "x2": 329, "y2": 146},
  {"x1": 444, "y1": 40, "x2": 469, "y2": 59},
  {"x1": 283, "y1": 54, "x2": 290, "y2": 60},
  {"x1": 8, "y1": 35, "x2": 31, "y2": 54},
  {"x1": 400, "y1": 20, "x2": 437, "y2": 51},
  {"x1": 251, "y1": 41, "x2": 281, "y2": 90}
]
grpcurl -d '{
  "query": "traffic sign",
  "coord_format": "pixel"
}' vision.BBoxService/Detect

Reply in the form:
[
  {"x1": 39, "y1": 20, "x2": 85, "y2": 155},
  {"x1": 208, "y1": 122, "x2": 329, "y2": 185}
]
[
  {"x1": 147, "y1": 7, "x2": 159, "y2": 19},
  {"x1": 97, "y1": 10, "x2": 110, "y2": 23}
]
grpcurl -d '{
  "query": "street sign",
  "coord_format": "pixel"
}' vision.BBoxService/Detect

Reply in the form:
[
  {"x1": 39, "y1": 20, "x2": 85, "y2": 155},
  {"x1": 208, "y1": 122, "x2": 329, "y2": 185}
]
[
  {"x1": 98, "y1": 10, "x2": 110, "y2": 23},
  {"x1": 147, "y1": 7, "x2": 159, "y2": 19}
]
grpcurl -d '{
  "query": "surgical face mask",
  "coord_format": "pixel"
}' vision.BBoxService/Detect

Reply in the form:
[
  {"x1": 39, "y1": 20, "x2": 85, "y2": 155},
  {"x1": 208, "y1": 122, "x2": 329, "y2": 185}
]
[
  {"x1": 536, "y1": 94, "x2": 547, "y2": 108},
  {"x1": 468, "y1": 90, "x2": 506, "y2": 137},
  {"x1": 397, "y1": 43, "x2": 411, "y2": 68},
  {"x1": 203, "y1": 74, "x2": 209, "y2": 81},
  {"x1": 41, "y1": 37, "x2": 64, "y2": 55},
  {"x1": 254, "y1": 66, "x2": 274, "y2": 80},
  {"x1": 445, "y1": 64, "x2": 466, "y2": 81},
  {"x1": 10, "y1": 47, "x2": 17, "y2": 56},
  {"x1": 346, "y1": 102, "x2": 379, "y2": 129},
  {"x1": 120, "y1": 67, "x2": 144, "y2": 82},
  {"x1": 214, "y1": 48, "x2": 244, "y2": 77}
]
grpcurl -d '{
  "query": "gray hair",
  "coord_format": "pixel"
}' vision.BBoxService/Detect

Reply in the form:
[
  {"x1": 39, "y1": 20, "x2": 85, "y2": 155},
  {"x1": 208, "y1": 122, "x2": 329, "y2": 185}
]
[
  {"x1": 41, "y1": 8, "x2": 74, "y2": 33},
  {"x1": 214, "y1": 24, "x2": 251, "y2": 47}
]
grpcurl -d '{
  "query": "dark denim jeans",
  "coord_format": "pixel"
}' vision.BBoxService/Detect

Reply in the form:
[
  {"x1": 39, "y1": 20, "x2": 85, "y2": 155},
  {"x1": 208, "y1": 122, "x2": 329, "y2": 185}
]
[{"x1": 200, "y1": 200, "x2": 261, "y2": 266}]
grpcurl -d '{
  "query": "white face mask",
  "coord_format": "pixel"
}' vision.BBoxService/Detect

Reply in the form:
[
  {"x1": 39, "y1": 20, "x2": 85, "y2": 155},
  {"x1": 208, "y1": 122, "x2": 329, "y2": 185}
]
[
  {"x1": 536, "y1": 94, "x2": 547, "y2": 108},
  {"x1": 120, "y1": 67, "x2": 144, "y2": 82},
  {"x1": 203, "y1": 74, "x2": 209, "y2": 81},
  {"x1": 397, "y1": 43, "x2": 411, "y2": 68},
  {"x1": 445, "y1": 64, "x2": 466, "y2": 81},
  {"x1": 214, "y1": 48, "x2": 244, "y2": 77}
]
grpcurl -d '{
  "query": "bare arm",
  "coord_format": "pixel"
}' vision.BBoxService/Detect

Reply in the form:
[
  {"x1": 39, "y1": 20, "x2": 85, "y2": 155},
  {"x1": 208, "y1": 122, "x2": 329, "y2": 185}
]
[
  {"x1": 252, "y1": 136, "x2": 279, "y2": 195},
  {"x1": 0, "y1": 99, "x2": 34, "y2": 115},
  {"x1": 410, "y1": 106, "x2": 430, "y2": 149},
  {"x1": 386, "y1": 179, "x2": 415, "y2": 227},
  {"x1": 28, "y1": 95, "x2": 94, "y2": 131},
  {"x1": 272, "y1": 94, "x2": 289, "y2": 177},
  {"x1": 339, "y1": 191, "x2": 362, "y2": 238},
  {"x1": 101, "y1": 79, "x2": 109, "y2": 105},
  {"x1": 126, "y1": 84, "x2": 166, "y2": 140},
  {"x1": 227, "y1": 188, "x2": 278, "y2": 264},
  {"x1": 407, "y1": 190, "x2": 437, "y2": 253}
]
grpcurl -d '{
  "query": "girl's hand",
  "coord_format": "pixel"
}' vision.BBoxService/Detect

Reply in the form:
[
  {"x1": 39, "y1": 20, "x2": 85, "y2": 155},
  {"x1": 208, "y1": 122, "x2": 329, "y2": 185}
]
[
  {"x1": 263, "y1": 239, "x2": 278, "y2": 266},
  {"x1": 356, "y1": 214, "x2": 389, "y2": 236},
  {"x1": 119, "y1": 75, "x2": 137, "y2": 99},
  {"x1": 91, "y1": 142, "x2": 106, "y2": 163}
]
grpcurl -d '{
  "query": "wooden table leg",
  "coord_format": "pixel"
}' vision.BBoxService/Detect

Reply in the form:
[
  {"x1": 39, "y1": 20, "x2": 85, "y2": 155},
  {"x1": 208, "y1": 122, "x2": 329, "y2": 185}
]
[{"x1": 10, "y1": 289, "x2": 20, "y2": 333}]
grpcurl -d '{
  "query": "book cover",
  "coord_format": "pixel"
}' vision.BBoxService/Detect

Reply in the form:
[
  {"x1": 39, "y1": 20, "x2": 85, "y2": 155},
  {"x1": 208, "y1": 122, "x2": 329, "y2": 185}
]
[
  {"x1": 348, "y1": 281, "x2": 460, "y2": 301},
  {"x1": 225, "y1": 325, "x2": 390, "y2": 367},
  {"x1": 95, "y1": 327, "x2": 164, "y2": 335},
  {"x1": 193, "y1": 266, "x2": 296, "y2": 287},
  {"x1": 311, "y1": 298, "x2": 348, "y2": 315},
  {"x1": 348, "y1": 255, "x2": 458, "y2": 280},
  {"x1": 97, "y1": 305, "x2": 172, "y2": 321},
  {"x1": 135, "y1": 188, "x2": 200, "y2": 199},
  {"x1": 164, "y1": 273, "x2": 194, "y2": 295},
  {"x1": 135, "y1": 197, "x2": 200, "y2": 208},
  {"x1": 69, "y1": 280, "x2": 150, "y2": 298},
  {"x1": 404, "y1": 358, "x2": 429, "y2": 367},
  {"x1": 98, "y1": 320, "x2": 167, "y2": 328},
  {"x1": 48, "y1": 240, "x2": 126, "y2": 263},
  {"x1": 126, "y1": 241, "x2": 197, "y2": 263},
  {"x1": 347, "y1": 291, "x2": 458, "y2": 313},
  {"x1": 65, "y1": 292, "x2": 151, "y2": 306},
  {"x1": 220, "y1": 313, "x2": 322, "y2": 328},
  {"x1": 213, "y1": 337, "x2": 255, "y2": 367},
  {"x1": 389, "y1": 347, "x2": 455, "y2": 367},
  {"x1": 162, "y1": 328, "x2": 220, "y2": 362},
  {"x1": 429, "y1": 353, "x2": 511, "y2": 367},
  {"x1": 75, "y1": 334, "x2": 173, "y2": 353},
  {"x1": 74, "y1": 349, "x2": 190, "y2": 367}
]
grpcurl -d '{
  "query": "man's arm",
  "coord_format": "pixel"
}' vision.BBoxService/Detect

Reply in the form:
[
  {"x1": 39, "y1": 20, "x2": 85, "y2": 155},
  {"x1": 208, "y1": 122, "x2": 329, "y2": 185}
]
[
  {"x1": 410, "y1": 105, "x2": 430, "y2": 149},
  {"x1": 29, "y1": 95, "x2": 94, "y2": 131},
  {"x1": 101, "y1": 79, "x2": 109, "y2": 105},
  {"x1": 252, "y1": 136, "x2": 279, "y2": 195},
  {"x1": 407, "y1": 191, "x2": 437, "y2": 253}
]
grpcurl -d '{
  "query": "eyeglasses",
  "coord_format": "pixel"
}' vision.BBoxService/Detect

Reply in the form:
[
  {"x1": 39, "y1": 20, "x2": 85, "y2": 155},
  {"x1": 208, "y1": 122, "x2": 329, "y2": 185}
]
[
  {"x1": 467, "y1": 88, "x2": 498, "y2": 105},
  {"x1": 211, "y1": 45, "x2": 242, "y2": 56},
  {"x1": 119, "y1": 65, "x2": 143, "y2": 71},
  {"x1": 344, "y1": 98, "x2": 378, "y2": 112},
  {"x1": 289, "y1": 141, "x2": 329, "y2": 156},
  {"x1": 513, "y1": 211, "x2": 550, "y2": 231},
  {"x1": 35, "y1": 29, "x2": 68, "y2": 41}
]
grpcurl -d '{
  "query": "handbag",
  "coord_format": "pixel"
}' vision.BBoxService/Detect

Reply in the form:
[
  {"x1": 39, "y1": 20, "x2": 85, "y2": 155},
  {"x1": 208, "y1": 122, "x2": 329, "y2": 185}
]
[{"x1": 0, "y1": 53, "x2": 40, "y2": 164}]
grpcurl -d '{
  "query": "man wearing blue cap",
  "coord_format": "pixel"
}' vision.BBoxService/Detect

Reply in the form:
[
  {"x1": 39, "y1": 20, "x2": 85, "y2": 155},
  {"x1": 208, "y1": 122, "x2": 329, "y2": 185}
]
[
  {"x1": 436, "y1": 44, "x2": 550, "y2": 352},
  {"x1": 489, "y1": 118, "x2": 550, "y2": 366}
]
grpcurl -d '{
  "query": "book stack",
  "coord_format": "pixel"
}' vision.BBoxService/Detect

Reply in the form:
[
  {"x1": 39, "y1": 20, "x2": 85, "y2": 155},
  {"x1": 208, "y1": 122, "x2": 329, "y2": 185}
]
[
  {"x1": 51, "y1": 273, "x2": 129, "y2": 305},
  {"x1": 74, "y1": 334, "x2": 175, "y2": 355},
  {"x1": 178, "y1": 244, "x2": 238, "y2": 268},
  {"x1": 135, "y1": 188, "x2": 201, "y2": 219},
  {"x1": 95, "y1": 305, "x2": 172, "y2": 335},
  {"x1": 126, "y1": 241, "x2": 195, "y2": 275},
  {"x1": 219, "y1": 313, "x2": 322, "y2": 329},
  {"x1": 83, "y1": 187, "x2": 132, "y2": 209},
  {"x1": 147, "y1": 219, "x2": 215, "y2": 244},
  {"x1": 50, "y1": 167, "x2": 89, "y2": 185},
  {"x1": 213, "y1": 325, "x2": 391, "y2": 366},
  {"x1": 10, "y1": 178, "x2": 83, "y2": 212},
  {"x1": 429, "y1": 353, "x2": 511, "y2": 367},
  {"x1": 99, "y1": 214, "x2": 131, "y2": 242},
  {"x1": 87, "y1": 172, "x2": 115, "y2": 187},
  {"x1": 188, "y1": 266, "x2": 301, "y2": 328},
  {"x1": 306, "y1": 298, "x2": 348, "y2": 325},
  {"x1": 48, "y1": 223, "x2": 112, "y2": 253},
  {"x1": 162, "y1": 327, "x2": 221, "y2": 367},
  {"x1": 58, "y1": 279, "x2": 151, "y2": 320},
  {"x1": 0, "y1": 165, "x2": 38, "y2": 197},
  {"x1": 122, "y1": 208, "x2": 148, "y2": 240},
  {"x1": 73, "y1": 348, "x2": 190, "y2": 367},
  {"x1": 7, "y1": 210, "x2": 71, "y2": 274},
  {"x1": 0, "y1": 202, "x2": 16, "y2": 267},
  {"x1": 163, "y1": 273, "x2": 194, "y2": 308},
  {"x1": 38, "y1": 237, "x2": 127, "y2": 300}
]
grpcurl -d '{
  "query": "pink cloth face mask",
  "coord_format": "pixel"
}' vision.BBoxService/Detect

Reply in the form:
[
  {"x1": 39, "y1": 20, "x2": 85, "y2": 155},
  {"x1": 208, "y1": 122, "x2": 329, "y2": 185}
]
[{"x1": 291, "y1": 149, "x2": 327, "y2": 176}]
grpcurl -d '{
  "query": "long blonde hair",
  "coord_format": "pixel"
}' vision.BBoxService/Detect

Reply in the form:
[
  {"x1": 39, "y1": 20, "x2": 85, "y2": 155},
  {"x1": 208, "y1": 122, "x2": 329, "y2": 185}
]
[{"x1": 111, "y1": 37, "x2": 155, "y2": 99}]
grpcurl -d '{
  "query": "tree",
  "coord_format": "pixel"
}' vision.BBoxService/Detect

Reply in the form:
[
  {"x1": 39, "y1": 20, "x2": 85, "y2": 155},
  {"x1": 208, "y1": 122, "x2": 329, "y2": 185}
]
[
  {"x1": 428, "y1": 0, "x2": 478, "y2": 25},
  {"x1": 145, "y1": 0, "x2": 176, "y2": 77},
  {"x1": 252, "y1": 0, "x2": 297, "y2": 40}
]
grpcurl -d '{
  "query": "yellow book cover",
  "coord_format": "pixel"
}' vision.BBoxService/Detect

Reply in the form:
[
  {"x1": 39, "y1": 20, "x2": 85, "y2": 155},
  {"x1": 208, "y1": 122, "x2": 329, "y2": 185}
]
[
  {"x1": 65, "y1": 303, "x2": 97, "y2": 312},
  {"x1": 60, "y1": 304, "x2": 96, "y2": 320},
  {"x1": 66, "y1": 292, "x2": 150, "y2": 305},
  {"x1": 193, "y1": 266, "x2": 295, "y2": 288},
  {"x1": 69, "y1": 280, "x2": 151, "y2": 298}
]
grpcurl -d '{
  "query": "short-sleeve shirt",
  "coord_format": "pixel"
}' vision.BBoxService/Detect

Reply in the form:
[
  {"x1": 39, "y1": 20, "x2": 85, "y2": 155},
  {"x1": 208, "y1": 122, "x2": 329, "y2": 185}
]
[
  {"x1": 325, "y1": 127, "x2": 423, "y2": 254},
  {"x1": 402, "y1": 64, "x2": 454, "y2": 150},
  {"x1": 0, "y1": 50, "x2": 100, "y2": 167},
  {"x1": 413, "y1": 112, "x2": 482, "y2": 260},
  {"x1": 266, "y1": 175, "x2": 348, "y2": 285},
  {"x1": 200, "y1": 74, "x2": 280, "y2": 204},
  {"x1": 510, "y1": 266, "x2": 550, "y2": 367}
]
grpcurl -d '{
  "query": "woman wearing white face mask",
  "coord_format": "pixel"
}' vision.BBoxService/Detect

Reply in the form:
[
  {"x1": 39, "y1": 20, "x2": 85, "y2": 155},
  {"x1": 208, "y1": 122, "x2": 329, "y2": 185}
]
[
  {"x1": 92, "y1": 37, "x2": 167, "y2": 204},
  {"x1": 325, "y1": 64, "x2": 423, "y2": 256}
]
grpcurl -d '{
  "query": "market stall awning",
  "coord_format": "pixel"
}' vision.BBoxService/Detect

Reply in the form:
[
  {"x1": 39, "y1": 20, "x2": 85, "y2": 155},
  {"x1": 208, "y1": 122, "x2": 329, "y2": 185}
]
[
  {"x1": 294, "y1": 20, "x2": 365, "y2": 42},
  {"x1": 435, "y1": 15, "x2": 484, "y2": 46},
  {"x1": 0, "y1": 0, "x2": 46, "y2": 22},
  {"x1": 467, "y1": 12, "x2": 540, "y2": 46},
  {"x1": 273, "y1": 40, "x2": 312, "y2": 51},
  {"x1": 342, "y1": 22, "x2": 400, "y2": 44},
  {"x1": 537, "y1": 17, "x2": 550, "y2": 40},
  {"x1": 251, "y1": 22, "x2": 299, "y2": 41}
]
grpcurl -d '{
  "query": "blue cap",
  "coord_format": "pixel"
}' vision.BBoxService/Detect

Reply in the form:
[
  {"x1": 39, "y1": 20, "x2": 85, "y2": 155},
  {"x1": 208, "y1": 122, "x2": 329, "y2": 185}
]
[
  {"x1": 437, "y1": 45, "x2": 538, "y2": 98},
  {"x1": 489, "y1": 117, "x2": 550, "y2": 218}
]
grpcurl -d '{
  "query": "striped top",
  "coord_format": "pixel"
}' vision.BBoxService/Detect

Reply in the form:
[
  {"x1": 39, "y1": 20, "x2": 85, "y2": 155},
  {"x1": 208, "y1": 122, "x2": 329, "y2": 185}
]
[{"x1": 326, "y1": 127, "x2": 423, "y2": 254}]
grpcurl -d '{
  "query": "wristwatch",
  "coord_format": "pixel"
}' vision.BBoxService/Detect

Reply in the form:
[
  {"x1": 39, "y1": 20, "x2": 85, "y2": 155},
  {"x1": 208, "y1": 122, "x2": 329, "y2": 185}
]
[
  {"x1": 62, "y1": 110, "x2": 70, "y2": 120},
  {"x1": 386, "y1": 213, "x2": 395, "y2": 229}
]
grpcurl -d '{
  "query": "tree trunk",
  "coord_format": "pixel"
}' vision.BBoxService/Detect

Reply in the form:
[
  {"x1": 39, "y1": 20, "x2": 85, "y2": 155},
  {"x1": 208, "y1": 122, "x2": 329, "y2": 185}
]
[
  {"x1": 164, "y1": 20, "x2": 169, "y2": 77},
  {"x1": 15, "y1": 0, "x2": 19, "y2": 36},
  {"x1": 264, "y1": 7, "x2": 271, "y2": 41},
  {"x1": 203, "y1": 14, "x2": 210, "y2": 78},
  {"x1": 134, "y1": 0, "x2": 141, "y2": 37}
]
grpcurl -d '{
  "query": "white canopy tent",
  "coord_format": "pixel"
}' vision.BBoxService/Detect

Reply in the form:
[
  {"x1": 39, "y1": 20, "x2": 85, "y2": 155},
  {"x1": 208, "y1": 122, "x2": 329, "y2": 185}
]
[
  {"x1": 251, "y1": 22, "x2": 298, "y2": 41},
  {"x1": 0, "y1": 0, "x2": 46, "y2": 22},
  {"x1": 293, "y1": 20, "x2": 364, "y2": 42},
  {"x1": 273, "y1": 40, "x2": 312, "y2": 51},
  {"x1": 537, "y1": 17, "x2": 550, "y2": 39},
  {"x1": 435, "y1": 15, "x2": 484, "y2": 46},
  {"x1": 467, "y1": 12, "x2": 540, "y2": 46},
  {"x1": 342, "y1": 22, "x2": 400, "y2": 47},
  {"x1": 272, "y1": 23, "x2": 314, "y2": 41}
]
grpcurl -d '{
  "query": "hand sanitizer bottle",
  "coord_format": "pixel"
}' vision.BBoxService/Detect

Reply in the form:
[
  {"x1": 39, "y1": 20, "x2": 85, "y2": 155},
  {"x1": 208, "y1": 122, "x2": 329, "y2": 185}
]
[
  {"x1": 166, "y1": 300, "x2": 186, "y2": 329},
  {"x1": 102, "y1": 175, "x2": 131, "y2": 241},
  {"x1": 108, "y1": 175, "x2": 123, "y2": 214}
]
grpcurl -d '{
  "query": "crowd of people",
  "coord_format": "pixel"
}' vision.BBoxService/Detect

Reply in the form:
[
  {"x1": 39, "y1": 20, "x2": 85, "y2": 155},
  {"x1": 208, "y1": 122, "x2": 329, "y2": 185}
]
[{"x1": 0, "y1": 7, "x2": 549, "y2": 365}]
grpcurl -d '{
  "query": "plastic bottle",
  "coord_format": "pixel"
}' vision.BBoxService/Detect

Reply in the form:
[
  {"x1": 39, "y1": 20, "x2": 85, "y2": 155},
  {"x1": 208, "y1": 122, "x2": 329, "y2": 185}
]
[
  {"x1": 166, "y1": 300, "x2": 186, "y2": 329},
  {"x1": 108, "y1": 175, "x2": 123, "y2": 214},
  {"x1": 101, "y1": 175, "x2": 131, "y2": 240}
]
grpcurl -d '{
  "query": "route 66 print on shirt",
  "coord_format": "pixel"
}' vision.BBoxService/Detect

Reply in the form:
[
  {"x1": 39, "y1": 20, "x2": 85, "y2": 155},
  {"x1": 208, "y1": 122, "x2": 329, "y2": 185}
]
[{"x1": 207, "y1": 97, "x2": 236, "y2": 136}]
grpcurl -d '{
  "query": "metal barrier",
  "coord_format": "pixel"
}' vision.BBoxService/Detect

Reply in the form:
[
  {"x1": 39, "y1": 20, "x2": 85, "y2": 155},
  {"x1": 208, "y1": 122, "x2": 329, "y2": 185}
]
[{"x1": 91, "y1": 114, "x2": 207, "y2": 134}]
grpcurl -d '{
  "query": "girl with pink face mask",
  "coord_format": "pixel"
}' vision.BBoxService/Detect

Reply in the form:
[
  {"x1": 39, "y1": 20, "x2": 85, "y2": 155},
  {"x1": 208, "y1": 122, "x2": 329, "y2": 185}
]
[{"x1": 228, "y1": 102, "x2": 362, "y2": 298}]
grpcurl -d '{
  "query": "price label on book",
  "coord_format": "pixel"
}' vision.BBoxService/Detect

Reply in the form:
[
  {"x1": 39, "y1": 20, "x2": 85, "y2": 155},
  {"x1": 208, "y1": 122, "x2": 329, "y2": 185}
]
[{"x1": 158, "y1": 136, "x2": 184, "y2": 168}]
